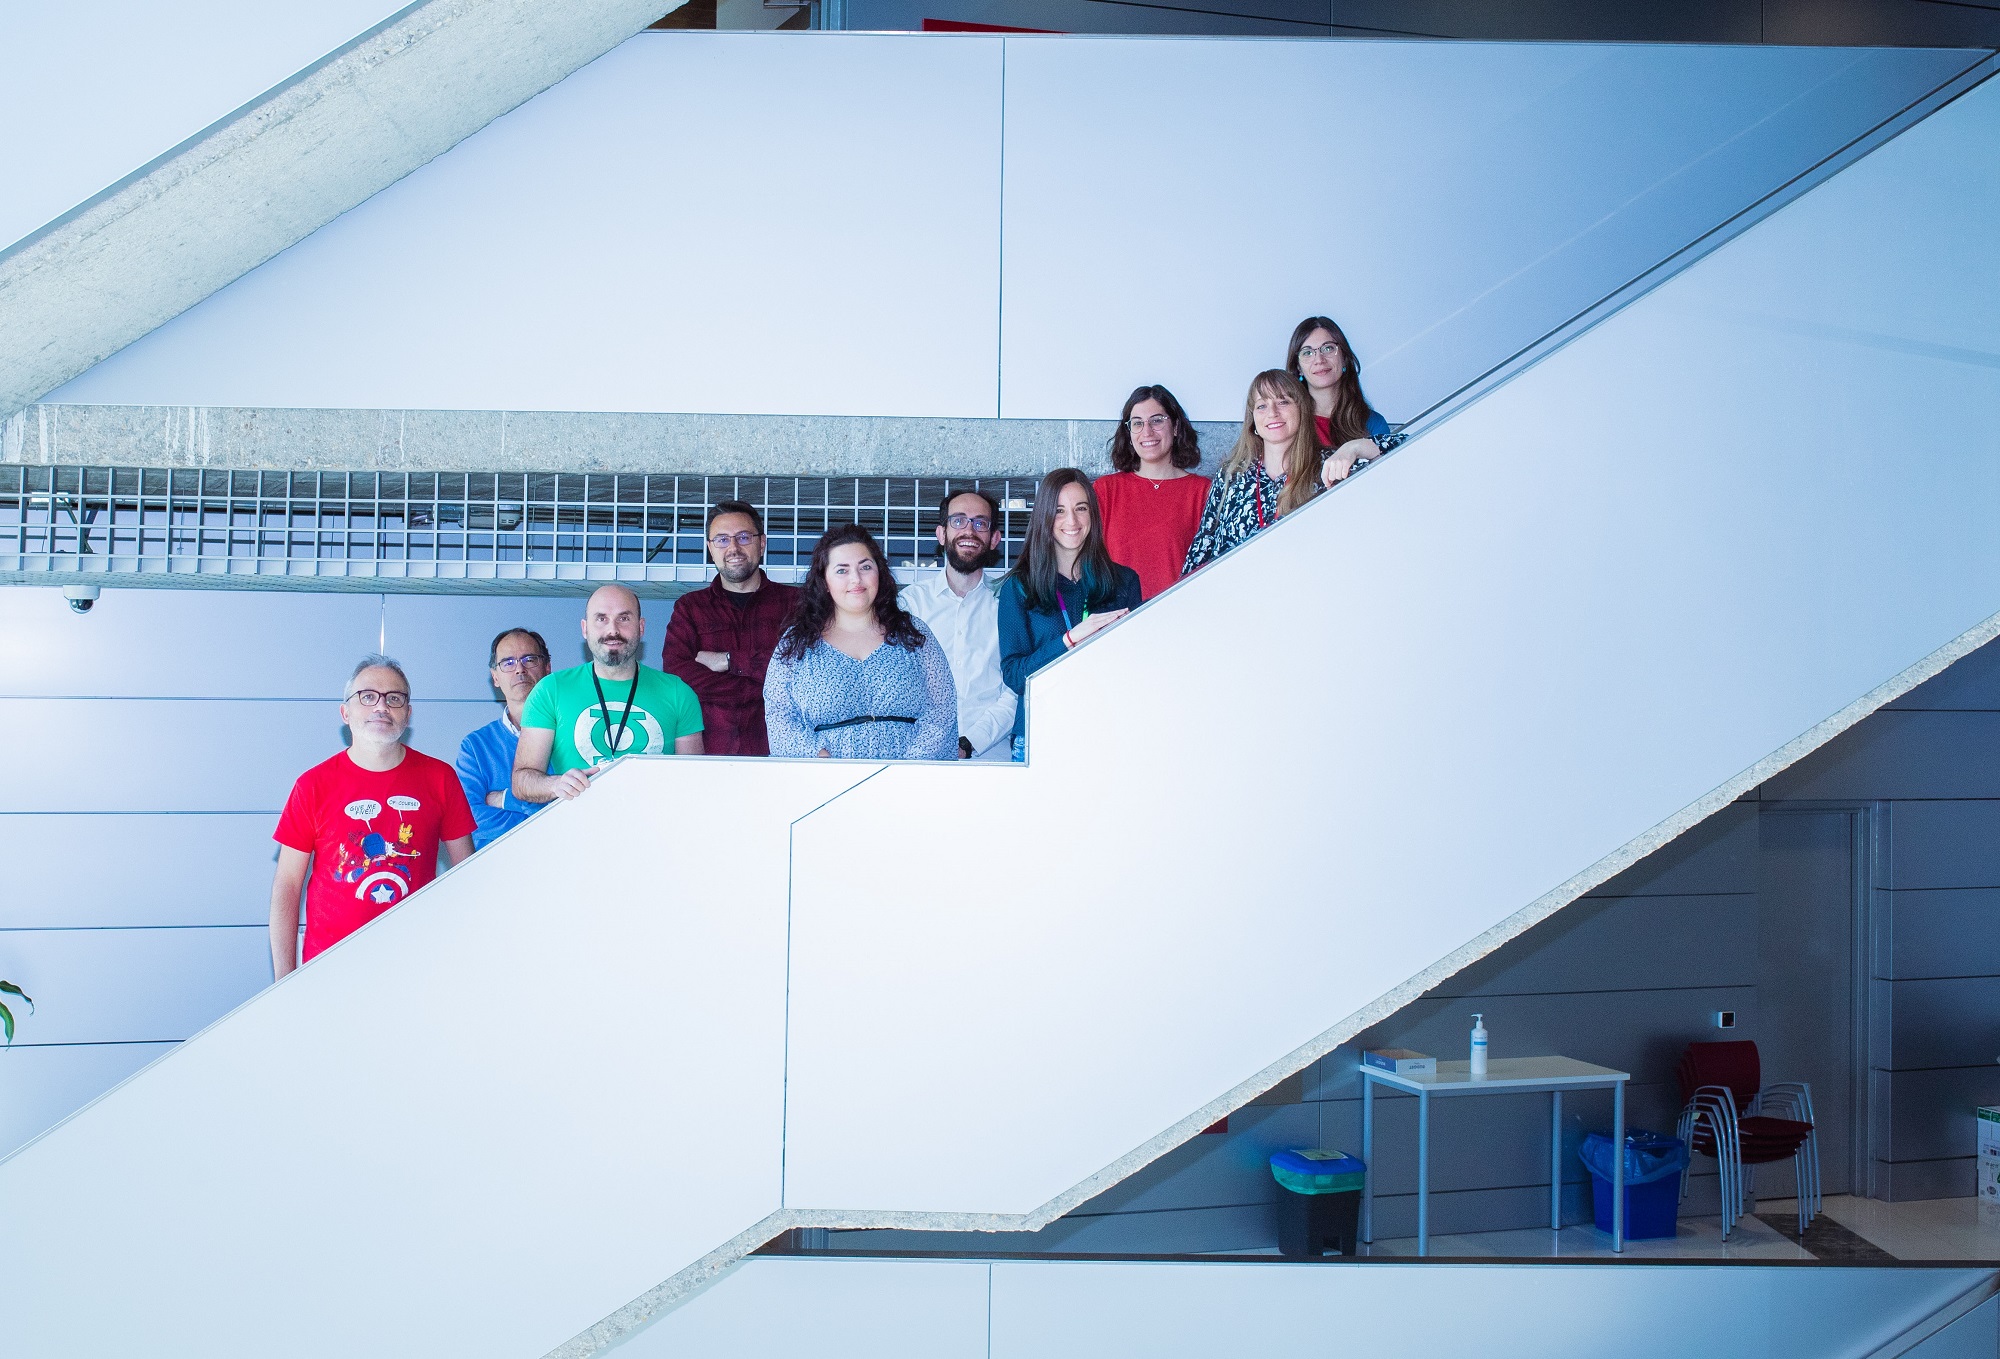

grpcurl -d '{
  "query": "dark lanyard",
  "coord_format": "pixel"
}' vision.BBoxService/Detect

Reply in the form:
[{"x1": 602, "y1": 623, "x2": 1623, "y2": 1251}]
[{"x1": 589, "y1": 669, "x2": 640, "y2": 756}]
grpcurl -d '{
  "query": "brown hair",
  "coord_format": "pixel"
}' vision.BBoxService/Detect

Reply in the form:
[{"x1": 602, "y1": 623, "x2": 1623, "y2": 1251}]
[
  {"x1": 1007, "y1": 468, "x2": 1120, "y2": 612},
  {"x1": 1106, "y1": 384, "x2": 1202, "y2": 473},
  {"x1": 1221, "y1": 371, "x2": 1321, "y2": 517},
  {"x1": 1286, "y1": 315, "x2": 1378, "y2": 451}
]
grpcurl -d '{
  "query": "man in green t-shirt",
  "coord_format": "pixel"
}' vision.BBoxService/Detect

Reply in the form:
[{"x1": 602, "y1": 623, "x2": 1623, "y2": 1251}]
[{"x1": 512, "y1": 585, "x2": 704, "y2": 802}]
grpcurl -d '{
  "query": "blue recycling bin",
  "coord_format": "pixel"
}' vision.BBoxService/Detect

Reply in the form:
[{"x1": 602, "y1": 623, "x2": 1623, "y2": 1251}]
[{"x1": 1578, "y1": 1130, "x2": 1688, "y2": 1240}]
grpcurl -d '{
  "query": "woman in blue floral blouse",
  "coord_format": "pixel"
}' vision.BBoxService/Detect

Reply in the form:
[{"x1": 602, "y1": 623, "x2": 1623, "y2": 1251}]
[{"x1": 1182, "y1": 370, "x2": 1324, "y2": 574}]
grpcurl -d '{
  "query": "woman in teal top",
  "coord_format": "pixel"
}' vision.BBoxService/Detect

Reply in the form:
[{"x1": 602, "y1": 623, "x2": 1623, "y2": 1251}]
[{"x1": 997, "y1": 467, "x2": 1142, "y2": 759}]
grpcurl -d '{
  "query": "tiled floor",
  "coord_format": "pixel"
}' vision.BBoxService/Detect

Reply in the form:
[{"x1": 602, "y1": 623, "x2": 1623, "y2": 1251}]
[
  {"x1": 1359, "y1": 1211, "x2": 1814, "y2": 1261},
  {"x1": 1812, "y1": 1194, "x2": 2000, "y2": 1262},
  {"x1": 1343, "y1": 1196, "x2": 2000, "y2": 1263}
]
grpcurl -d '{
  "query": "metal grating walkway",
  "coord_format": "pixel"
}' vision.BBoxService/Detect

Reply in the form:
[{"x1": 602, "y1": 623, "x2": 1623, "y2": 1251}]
[{"x1": 0, "y1": 466, "x2": 1038, "y2": 591}]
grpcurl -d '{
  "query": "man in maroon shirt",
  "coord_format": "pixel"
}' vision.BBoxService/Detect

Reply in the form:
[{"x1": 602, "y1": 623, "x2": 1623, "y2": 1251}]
[{"x1": 660, "y1": 500, "x2": 800, "y2": 756}]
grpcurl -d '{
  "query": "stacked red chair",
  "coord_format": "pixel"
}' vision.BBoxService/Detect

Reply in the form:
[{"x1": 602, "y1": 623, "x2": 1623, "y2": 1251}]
[{"x1": 1675, "y1": 1040, "x2": 1819, "y2": 1239}]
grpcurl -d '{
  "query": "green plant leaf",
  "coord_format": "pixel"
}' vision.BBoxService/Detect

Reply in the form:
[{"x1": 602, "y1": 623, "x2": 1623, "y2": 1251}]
[{"x1": 0, "y1": 981, "x2": 29, "y2": 1046}]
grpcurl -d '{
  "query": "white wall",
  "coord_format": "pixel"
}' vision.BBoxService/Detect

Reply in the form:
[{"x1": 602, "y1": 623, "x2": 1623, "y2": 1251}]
[
  {"x1": 614, "y1": 1255, "x2": 1997, "y2": 1359},
  {"x1": 0, "y1": 0, "x2": 414, "y2": 252},
  {"x1": 0, "y1": 63, "x2": 1996, "y2": 1359},
  {"x1": 0, "y1": 585, "x2": 597, "y2": 1154},
  {"x1": 44, "y1": 33, "x2": 1984, "y2": 422}
]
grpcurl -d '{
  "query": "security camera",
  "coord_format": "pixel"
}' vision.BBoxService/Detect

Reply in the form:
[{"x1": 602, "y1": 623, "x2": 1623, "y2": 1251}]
[{"x1": 62, "y1": 585, "x2": 99, "y2": 615}]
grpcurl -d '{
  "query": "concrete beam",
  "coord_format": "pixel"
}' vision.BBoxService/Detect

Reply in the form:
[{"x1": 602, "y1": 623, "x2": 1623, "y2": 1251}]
[
  {"x1": 2, "y1": 404, "x2": 1244, "y2": 478},
  {"x1": 0, "y1": 0, "x2": 675, "y2": 420}
]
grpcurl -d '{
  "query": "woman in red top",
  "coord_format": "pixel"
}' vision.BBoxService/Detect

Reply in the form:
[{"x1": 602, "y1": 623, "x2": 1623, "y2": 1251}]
[{"x1": 1092, "y1": 384, "x2": 1212, "y2": 601}]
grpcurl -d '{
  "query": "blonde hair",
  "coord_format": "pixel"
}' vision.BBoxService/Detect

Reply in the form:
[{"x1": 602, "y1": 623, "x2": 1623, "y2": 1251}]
[{"x1": 1221, "y1": 370, "x2": 1322, "y2": 517}]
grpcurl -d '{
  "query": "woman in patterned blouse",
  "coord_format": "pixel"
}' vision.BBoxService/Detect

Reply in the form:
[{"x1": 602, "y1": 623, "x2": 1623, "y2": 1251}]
[
  {"x1": 1287, "y1": 314, "x2": 1406, "y2": 488},
  {"x1": 763, "y1": 524, "x2": 958, "y2": 760},
  {"x1": 1182, "y1": 370, "x2": 1323, "y2": 574}
]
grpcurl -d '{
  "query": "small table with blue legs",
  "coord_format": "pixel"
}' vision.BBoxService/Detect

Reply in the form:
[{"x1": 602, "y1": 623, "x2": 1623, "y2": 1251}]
[{"x1": 1359, "y1": 1055, "x2": 1631, "y2": 1255}]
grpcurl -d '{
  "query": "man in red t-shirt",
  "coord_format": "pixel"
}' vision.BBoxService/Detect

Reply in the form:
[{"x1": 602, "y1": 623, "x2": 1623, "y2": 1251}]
[{"x1": 269, "y1": 656, "x2": 476, "y2": 977}]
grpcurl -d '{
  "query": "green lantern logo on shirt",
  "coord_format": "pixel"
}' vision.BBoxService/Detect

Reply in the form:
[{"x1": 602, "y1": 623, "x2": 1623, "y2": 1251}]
[{"x1": 572, "y1": 706, "x2": 665, "y2": 765}]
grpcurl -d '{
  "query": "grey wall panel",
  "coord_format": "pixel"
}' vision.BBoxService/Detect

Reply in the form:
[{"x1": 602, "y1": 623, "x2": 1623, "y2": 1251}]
[
  {"x1": 1306, "y1": 987, "x2": 1756, "y2": 1102},
  {"x1": 1763, "y1": 0, "x2": 2000, "y2": 46},
  {"x1": 1073, "y1": 1103, "x2": 1315, "y2": 1218},
  {"x1": 0, "y1": 1041, "x2": 173, "y2": 1158},
  {"x1": 1052, "y1": 1203, "x2": 1275, "y2": 1256},
  {"x1": 0, "y1": 813, "x2": 277, "y2": 929},
  {"x1": 1888, "y1": 978, "x2": 2000, "y2": 1071},
  {"x1": 1885, "y1": 801, "x2": 2000, "y2": 890},
  {"x1": 0, "y1": 586, "x2": 381, "y2": 699},
  {"x1": 401, "y1": 697, "x2": 513, "y2": 770},
  {"x1": 381, "y1": 594, "x2": 596, "y2": 700},
  {"x1": 1878, "y1": 1157, "x2": 1976, "y2": 1204},
  {"x1": 1887, "y1": 636, "x2": 2000, "y2": 712},
  {"x1": 1882, "y1": 1068, "x2": 2000, "y2": 1162},
  {"x1": 1317, "y1": 0, "x2": 1763, "y2": 41},
  {"x1": 1432, "y1": 893, "x2": 1755, "y2": 998},
  {"x1": 1762, "y1": 713, "x2": 2000, "y2": 802},
  {"x1": 0, "y1": 927, "x2": 268, "y2": 1045},
  {"x1": 1065, "y1": 1079, "x2": 1701, "y2": 1235},
  {"x1": 0, "y1": 698, "x2": 337, "y2": 812},
  {"x1": 1588, "y1": 801, "x2": 1757, "y2": 898},
  {"x1": 0, "y1": 697, "x2": 508, "y2": 813},
  {"x1": 1889, "y1": 889, "x2": 2000, "y2": 980}
]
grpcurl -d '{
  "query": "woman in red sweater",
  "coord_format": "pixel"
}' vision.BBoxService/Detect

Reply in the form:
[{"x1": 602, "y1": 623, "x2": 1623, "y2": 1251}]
[{"x1": 1092, "y1": 384, "x2": 1212, "y2": 601}]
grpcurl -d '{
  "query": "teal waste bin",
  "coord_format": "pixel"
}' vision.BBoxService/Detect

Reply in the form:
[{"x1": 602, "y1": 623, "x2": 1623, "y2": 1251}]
[{"x1": 1270, "y1": 1148, "x2": 1365, "y2": 1257}]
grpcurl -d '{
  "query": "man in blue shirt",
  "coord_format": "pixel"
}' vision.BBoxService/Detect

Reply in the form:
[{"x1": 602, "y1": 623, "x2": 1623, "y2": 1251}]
[{"x1": 456, "y1": 627, "x2": 553, "y2": 849}]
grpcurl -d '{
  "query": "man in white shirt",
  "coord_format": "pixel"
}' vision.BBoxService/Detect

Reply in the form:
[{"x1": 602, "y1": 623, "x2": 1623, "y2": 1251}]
[{"x1": 900, "y1": 488, "x2": 1017, "y2": 760}]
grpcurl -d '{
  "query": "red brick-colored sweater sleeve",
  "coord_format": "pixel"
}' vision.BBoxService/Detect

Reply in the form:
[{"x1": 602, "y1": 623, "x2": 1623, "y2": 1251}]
[{"x1": 659, "y1": 579, "x2": 800, "y2": 756}]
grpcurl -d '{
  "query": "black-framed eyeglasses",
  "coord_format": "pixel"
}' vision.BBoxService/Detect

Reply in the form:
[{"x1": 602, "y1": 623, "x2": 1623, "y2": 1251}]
[
  {"x1": 945, "y1": 514, "x2": 993, "y2": 532},
  {"x1": 493, "y1": 654, "x2": 549, "y2": 673},
  {"x1": 1126, "y1": 414, "x2": 1171, "y2": 433},
  {"x1": 347, "y1": 689, "x2": 409, "y2": 709},
  {"x1": 709, "y1": 531, "x2": 762, "y2": 550}
]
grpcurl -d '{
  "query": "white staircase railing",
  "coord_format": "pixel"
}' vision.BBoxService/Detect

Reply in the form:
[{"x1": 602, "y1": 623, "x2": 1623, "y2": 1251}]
[{"x1": 2, "y1": 62, "x2": 1998, "y2": 1359}]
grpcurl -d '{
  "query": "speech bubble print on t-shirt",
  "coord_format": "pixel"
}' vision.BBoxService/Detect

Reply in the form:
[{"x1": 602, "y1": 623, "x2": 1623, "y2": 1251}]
[
  {"x1": 387, "y1": 796, "x2": 421, "y2": 812},
  {"x1": 345, "y1": 799, "x2": 383, "y2": 821}
]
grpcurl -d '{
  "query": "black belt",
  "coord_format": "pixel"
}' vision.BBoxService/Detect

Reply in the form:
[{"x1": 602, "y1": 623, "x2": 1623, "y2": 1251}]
[{"x1": 813, "y1": 715, "x2": 917, "y2": 732}]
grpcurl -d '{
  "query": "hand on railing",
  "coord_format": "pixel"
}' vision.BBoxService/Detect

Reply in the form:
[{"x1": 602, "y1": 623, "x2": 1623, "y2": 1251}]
[{"x1": 1319, "y1": 438, "x2": 1381, "y2": 488}]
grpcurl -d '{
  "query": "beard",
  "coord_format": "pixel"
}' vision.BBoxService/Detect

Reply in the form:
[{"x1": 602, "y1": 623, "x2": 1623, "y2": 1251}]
[
  {"x1": 719, "y1": 553, "x2": 760, "y2": 586},
  {"x1": 943, "y1": 536, "x2": 995, "y2": 575},
  {"x1": 589, "y1": 635, "x2": 637, "y2": 668}
]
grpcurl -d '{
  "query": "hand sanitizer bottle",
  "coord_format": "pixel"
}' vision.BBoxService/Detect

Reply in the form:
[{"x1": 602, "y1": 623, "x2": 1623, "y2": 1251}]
[{"x1": 1470, "y1": 1013, "x2": 1489, "y2": 1077}]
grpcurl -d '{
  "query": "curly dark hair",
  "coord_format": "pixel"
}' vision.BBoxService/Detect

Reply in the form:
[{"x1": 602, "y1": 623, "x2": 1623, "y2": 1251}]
[
  {"x1": 775, "y1": 524, "x2": 927, "y2": 662},
  {"x1": 1106, "y1": 384, "x2": 1202, "y2": 473}
]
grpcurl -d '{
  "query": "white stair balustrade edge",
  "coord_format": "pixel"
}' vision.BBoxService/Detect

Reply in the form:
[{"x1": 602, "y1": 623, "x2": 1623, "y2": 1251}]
[
  {"x1": 774, "y1": 65, "x2": 2000, "y2": 1225},
  {"x1": 0, "y1": 0, "x2": 674, "y2": 418},
  {"x1": 556, "y1": 66, "x2": 2000, "y2": 1356},
  {"x1": 0, "y1": 63, "x2": 1996, "y2": 1359},
  {"x1": 0, "y1": 758, "x2": 881, "y2": 1359},
  {"x1": 602, "y1": 1255, "x2": 2000, "y2": 1359}
]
